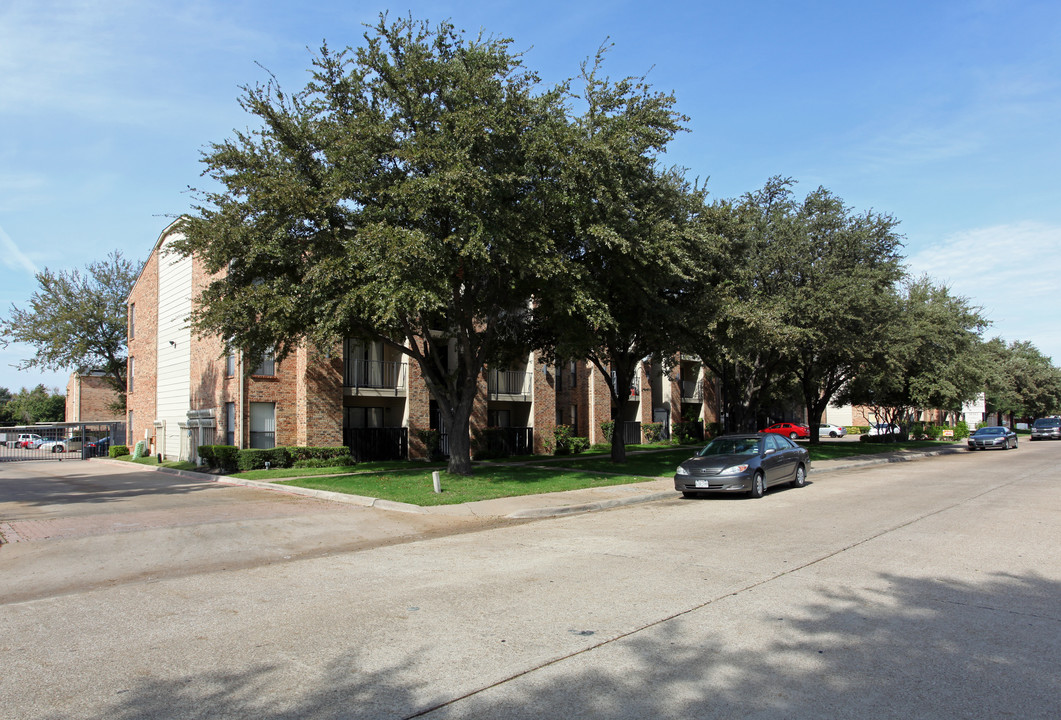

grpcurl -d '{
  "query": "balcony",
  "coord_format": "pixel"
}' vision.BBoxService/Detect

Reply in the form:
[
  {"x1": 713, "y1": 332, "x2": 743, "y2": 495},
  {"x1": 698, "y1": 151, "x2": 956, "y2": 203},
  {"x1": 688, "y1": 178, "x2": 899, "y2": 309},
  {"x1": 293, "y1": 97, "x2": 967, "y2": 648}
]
[
  {"x1": 344, "y1": 360, "x2": 407, "y2": 397},
  {"x1": 487, "y1": 369, "x2": 533, "y2": 401},
  {"x1": 681, "y1": 380, "x2": 703, "y2": 403}
]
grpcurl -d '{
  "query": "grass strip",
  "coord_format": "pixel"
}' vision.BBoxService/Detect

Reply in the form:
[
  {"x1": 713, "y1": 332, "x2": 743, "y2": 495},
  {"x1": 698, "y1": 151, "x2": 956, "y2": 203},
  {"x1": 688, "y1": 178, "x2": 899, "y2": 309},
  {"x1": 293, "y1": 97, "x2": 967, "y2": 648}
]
[{"x1": 276, "y1": 465, "x2": 646, "y2": 506}]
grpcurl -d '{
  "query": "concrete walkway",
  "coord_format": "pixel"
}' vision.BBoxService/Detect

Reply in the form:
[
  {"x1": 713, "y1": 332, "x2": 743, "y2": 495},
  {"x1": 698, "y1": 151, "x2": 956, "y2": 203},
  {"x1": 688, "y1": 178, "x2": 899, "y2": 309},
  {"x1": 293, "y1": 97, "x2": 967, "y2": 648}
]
[{"x1": 100, "y1": 444, "x2": 969, "y2": 520}]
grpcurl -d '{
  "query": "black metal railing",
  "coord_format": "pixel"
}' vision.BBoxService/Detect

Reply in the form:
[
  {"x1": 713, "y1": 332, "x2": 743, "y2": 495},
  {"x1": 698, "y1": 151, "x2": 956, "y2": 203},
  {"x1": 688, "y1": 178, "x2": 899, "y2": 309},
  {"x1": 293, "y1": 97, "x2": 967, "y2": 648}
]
[
  {"x1": 344, "y1": 427, "x2": 408, "y2": 462},
  {"x1": 344, "y1": 360, "x2": 407, "y2": 391},
  {"x1": 623, "y1": 421, "x2": 642, "y2": 445},
  {"x1": 681, "y1": 380, "x2": 702, "y2": 402},
  {"x1": 487, "y1": 369, "x2": 532, "y2": 397},
  {"x1": 484, "y1": 427, "x2": 534, "y2": 457}
]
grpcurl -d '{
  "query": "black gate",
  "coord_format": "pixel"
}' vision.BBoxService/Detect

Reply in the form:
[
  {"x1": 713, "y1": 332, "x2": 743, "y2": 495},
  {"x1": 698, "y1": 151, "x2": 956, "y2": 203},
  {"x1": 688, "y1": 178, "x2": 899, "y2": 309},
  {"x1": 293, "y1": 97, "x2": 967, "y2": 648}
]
[
  {"x1": 344, "y1": 427, "x2": 409, "y2": 462},
  {"x1": 0, "y1": 423, "x2": 125, "y2": 462}
]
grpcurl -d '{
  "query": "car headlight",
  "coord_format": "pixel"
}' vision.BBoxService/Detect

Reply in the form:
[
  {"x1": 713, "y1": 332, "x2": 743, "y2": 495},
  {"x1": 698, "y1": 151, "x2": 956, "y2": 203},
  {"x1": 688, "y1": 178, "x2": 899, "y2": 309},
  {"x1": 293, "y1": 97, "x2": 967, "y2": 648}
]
[
  {"x1": 676, "y1": 466, "x2": 690, "y2": 476},
  {"x1": 719, "y1": 464, "x2": 749, "y2": 475}
]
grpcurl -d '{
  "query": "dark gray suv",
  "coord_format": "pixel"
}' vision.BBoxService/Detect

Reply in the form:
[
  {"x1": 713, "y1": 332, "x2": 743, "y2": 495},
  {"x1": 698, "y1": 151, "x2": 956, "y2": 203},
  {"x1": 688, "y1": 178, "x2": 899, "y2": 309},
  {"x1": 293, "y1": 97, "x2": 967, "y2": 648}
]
[{"x1": 1030, "y1": 417, "x2": 1061, "y2": 440}]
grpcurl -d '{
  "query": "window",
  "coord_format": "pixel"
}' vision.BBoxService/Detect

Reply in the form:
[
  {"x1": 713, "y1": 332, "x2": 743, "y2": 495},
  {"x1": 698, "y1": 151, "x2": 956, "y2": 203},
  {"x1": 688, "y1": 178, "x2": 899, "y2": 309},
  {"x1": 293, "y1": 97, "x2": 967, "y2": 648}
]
[
  {"x1": 225, "y1": 402, "x2": 235, "y2": 446},
  {"x1": 249, "y1": 402, "x2": 275, "y2": 448},
  {"x1": 128, "y1": 357, "x2": 134, "y2": 393},
  {"x1": 226, "y1": 349, "x2": 236, "y2": 377},
  {"x1": 129, "y1": 303, "x2": 135, "y2": 339},
  {"x1": 251, "y1": 350, "x2": 275, "y2": 376},
  {"x1": 127, "y1": 411, "x2": 134, "y2": 445}
]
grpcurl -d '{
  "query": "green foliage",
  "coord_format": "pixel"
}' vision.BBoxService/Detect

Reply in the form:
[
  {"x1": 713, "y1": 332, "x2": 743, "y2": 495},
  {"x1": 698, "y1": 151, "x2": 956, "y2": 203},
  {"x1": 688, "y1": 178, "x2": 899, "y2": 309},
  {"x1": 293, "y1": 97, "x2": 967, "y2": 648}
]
[
  {"x1": 642, "y1": 422, "x2": 665, "y2": 443},
  {"x1": 953, "y1": 420, "x2": 970, "y2": 440},
  {"x1": 840, "y1": 277, "x2": 991, "y2": 423},
  {"x1": 175, "y1": 16, "x2": 575, "y2": 475},
  {"x1": 0, "y1": 251, "x2": 137, "y2": 405},
  {"x1": 236, "y1": 447, "x2": 292, "y2": 471},
  {"x1": 689, "y1": 177, "x2": 905, "y2": 436},
  {"x1": 0, "y1": 384, "x2": 65, "y2": 423},
  {"x1": 983, "y1": 338, "x2": 1061, "y2": 419},
  {"x1": 284, "y1": 446, "x2": 352, "y2": 462},
  {"x1": 198, "y1": 444, "x2": 239, "y2": 472},
  {"x1": 109, "y1": 444, "x2": 130, "y2": 458},
  {"x1": 543, "y1": 424, "x2": 589, "y2": 455},
  {"x1": 600, "y1": 421, "x2": 615, "y2": 443},
  {"x1": 472, "y1": 427, "x2": 509, "y2": 460}
]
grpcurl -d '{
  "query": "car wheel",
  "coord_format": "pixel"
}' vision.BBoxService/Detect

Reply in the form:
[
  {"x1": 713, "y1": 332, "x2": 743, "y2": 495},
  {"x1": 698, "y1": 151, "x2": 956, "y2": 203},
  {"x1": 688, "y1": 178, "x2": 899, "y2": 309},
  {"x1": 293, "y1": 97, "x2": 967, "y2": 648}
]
[
  {"x1": 789, "y1": 432, "x2": 798, "y2": 440},
  {"x1": 790, "y1": 465, "x2": 807, "y2": 488},
  {"x1": 749, "y1": 472, "x2": 765, "y2": 499},
  {"x1": 829, "y1": 431, "x2": 838, "y2": 438},
  {"x1": 1012, "y1": 438, "x2": 1018, "y2": 449},
  {"x1": 51, "y1": 445, "x2": 59, "y2": 453}
]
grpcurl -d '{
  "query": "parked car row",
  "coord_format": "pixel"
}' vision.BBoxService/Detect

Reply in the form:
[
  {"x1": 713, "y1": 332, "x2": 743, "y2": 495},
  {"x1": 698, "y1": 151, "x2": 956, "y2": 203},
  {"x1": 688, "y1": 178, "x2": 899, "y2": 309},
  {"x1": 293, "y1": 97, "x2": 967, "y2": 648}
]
[{"x1": 3, "y1": 433, "x2": 111, "y2": 454}]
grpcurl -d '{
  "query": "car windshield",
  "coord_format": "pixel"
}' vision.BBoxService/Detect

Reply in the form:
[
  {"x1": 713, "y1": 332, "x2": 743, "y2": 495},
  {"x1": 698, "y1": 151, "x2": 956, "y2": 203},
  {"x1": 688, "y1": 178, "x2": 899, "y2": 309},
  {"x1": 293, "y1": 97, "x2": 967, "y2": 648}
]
[
  {"x1": 699, "y1": 438, "x2": 760, "y2": 456},
  {"x1": 974, "y1": 427, "x2": 1005, "y2": 435},
  {"x1": 1033, "y1": 418, "x2": 1061, "y2": 428}
]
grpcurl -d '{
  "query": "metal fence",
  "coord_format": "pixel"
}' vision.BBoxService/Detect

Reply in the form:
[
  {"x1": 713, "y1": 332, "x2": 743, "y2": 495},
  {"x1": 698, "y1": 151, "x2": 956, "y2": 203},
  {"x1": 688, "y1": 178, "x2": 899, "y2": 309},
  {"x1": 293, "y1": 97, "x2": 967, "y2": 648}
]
[
  {"x1": 343, "y1": 427, "x2": 408, "y2": 462},
  {"x1": 483, "y1": 427, "x2": 534, "y2": 457},
  {"x1": 0, "y1": 423, "x2": 125, "y2": 462}
]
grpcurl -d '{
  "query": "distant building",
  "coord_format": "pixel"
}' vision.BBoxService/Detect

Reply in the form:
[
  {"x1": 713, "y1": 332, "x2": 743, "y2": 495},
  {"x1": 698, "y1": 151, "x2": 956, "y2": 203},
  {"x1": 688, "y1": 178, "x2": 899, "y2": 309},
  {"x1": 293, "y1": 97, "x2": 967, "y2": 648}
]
[{"x1": 65, "y1": 371, "x2": 123, "y2": 423}]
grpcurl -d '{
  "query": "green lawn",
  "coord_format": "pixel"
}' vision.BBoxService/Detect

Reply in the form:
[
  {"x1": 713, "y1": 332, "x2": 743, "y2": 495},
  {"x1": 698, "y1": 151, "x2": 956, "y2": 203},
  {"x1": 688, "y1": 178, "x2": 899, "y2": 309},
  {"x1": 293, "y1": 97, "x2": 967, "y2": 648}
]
[
  {"x1": 275, "y1": 465, "x2": 645, "y2": 506},
  {"x1": 111, "y1": 438, "x2": 960, "y2": 506},
  {"x1": 113, "y1": 455, "x2": 199, "y2": 472}
]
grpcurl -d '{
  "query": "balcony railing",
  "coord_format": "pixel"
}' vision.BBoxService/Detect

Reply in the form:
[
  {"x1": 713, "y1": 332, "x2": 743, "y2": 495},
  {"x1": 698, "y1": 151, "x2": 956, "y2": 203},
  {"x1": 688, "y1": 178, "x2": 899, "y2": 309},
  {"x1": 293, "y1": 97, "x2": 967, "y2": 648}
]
[
  {"x1": 681, "y1": 380, "x2": 702, "y2": 402},
  {"x1": 487, "y1": 369, "x2": 532, "y2": 399},
  {"x1": 344, "y1": 427, "x2": 408, "y2": 462},
  {"x1": 344, "y1": 360, "x2": 407, "y2": 393}
]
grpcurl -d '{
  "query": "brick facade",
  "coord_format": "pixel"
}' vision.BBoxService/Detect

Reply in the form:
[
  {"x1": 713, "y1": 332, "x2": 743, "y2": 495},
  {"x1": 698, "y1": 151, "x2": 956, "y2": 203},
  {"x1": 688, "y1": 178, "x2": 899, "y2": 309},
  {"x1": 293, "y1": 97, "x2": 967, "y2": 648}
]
[
  {"x1": 65, "y1": 372, "x2": 124, "y2": 423},
  {"x1": 128, "y1": 219, "x2": 724, "y2": 461}
]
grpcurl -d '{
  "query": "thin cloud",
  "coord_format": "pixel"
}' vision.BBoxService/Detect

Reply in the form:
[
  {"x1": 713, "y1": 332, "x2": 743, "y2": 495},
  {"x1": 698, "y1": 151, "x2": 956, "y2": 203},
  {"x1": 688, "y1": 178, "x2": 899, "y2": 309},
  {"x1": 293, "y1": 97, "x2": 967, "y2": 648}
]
[
  {"x1": 0, "y1": 224, "x2": 38, "y2": 276},
  {"x1": 906, "y1": 221, "x2": 1061, "y2": 360}
]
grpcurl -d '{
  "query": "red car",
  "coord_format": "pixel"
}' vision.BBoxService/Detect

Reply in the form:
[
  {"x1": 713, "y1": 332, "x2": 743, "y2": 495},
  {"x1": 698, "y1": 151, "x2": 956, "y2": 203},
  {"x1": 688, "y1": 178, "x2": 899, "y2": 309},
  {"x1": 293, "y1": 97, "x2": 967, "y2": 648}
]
[{"x1": 759, "y1": 422, "x2": 810, "y2": 440}]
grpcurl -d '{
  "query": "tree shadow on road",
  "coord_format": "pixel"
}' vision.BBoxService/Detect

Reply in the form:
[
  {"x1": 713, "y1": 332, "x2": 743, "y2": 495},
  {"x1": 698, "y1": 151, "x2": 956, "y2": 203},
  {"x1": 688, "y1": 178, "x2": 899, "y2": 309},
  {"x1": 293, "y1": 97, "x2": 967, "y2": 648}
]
[{"x1": 30, "y1": 570, "x2": 1059, "y2": 720}]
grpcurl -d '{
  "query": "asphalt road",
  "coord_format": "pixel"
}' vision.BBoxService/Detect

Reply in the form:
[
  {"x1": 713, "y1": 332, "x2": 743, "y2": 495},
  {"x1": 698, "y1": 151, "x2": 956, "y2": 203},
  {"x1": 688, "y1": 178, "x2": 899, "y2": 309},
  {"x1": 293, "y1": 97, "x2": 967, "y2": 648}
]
[{"x1": 2, "y1": 444, "x2": 1059, "y2": 719}]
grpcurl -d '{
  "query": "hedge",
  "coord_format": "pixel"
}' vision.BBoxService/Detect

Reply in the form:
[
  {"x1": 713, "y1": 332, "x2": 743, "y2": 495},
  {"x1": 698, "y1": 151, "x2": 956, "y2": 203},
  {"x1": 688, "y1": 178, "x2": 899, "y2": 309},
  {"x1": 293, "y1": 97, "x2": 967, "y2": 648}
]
[{"x1": 109, "y1": 444, "x2": 130, "y2": 458}]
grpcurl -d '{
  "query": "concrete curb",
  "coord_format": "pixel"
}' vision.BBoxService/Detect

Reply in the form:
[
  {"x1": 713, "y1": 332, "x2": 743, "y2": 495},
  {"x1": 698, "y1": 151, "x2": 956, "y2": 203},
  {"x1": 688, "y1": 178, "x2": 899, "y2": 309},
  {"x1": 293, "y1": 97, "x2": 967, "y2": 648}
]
[{"x1": 90, "y1": 444, "x2": 970, "y2": 519}]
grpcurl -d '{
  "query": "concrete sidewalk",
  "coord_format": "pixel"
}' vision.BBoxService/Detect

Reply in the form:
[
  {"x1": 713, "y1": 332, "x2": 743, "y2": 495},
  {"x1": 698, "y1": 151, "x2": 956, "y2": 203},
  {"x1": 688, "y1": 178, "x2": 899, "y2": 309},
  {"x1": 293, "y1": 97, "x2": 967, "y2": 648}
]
[{"x1": 108, "y1": 444, "x2": 969, "y2": 520}]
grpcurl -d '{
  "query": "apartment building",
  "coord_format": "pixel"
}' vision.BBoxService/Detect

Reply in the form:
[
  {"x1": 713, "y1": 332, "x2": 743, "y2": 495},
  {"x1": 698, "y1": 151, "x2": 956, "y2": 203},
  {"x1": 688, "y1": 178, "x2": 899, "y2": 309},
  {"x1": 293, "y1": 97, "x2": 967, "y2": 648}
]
[
  {"x1": 126, "y1": 220, "x2": 718, "y2": 462},
  {"x1": 65, "y1": 371, "x2": 124, "y2": 423}
]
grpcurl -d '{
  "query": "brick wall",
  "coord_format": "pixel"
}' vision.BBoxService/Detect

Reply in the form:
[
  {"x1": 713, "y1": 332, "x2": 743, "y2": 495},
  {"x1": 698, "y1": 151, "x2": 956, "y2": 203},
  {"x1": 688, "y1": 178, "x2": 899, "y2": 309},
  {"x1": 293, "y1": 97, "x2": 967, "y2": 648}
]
[
  {"x1": 297, "y1": 343, "x2": 343, "y2": 446},
  {"x1": 65, "y1": 373, "x2": 124, "y2": 423},
  {"x1": 126, "y1": 245, "x2": 159, "y2": 448}
]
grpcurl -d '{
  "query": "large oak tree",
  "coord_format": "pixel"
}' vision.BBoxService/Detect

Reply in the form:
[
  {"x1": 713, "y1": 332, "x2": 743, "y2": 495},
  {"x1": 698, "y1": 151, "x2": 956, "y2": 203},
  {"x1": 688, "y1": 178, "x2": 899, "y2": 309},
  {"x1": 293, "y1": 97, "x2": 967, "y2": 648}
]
[{"x1": 176, "y1": 17, "x2": 569, "y2": 474}]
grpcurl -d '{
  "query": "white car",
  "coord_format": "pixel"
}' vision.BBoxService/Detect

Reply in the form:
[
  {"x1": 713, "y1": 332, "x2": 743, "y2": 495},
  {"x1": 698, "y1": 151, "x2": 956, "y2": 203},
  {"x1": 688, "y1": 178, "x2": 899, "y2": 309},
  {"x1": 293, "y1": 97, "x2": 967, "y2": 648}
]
[
  {"x1": 40, "y1": 436, "x2": 93, "y2": 453},
  {"x1": 16, "y1": 433, "x2": 45, "y2": 449},
  {"x1": 816, "y1": 423, "x2": 847, "y2": 438},
  {"x1": 867, "y1": 423, "x2": 901, "y2": 437}
]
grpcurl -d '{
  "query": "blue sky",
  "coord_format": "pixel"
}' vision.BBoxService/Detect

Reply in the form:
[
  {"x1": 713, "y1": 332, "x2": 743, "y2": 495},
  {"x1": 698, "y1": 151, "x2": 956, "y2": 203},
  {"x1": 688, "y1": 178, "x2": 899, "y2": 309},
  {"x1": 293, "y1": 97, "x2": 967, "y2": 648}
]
[{"x1": 2, "y1": 0, "x2": 1060, "y2": 393}]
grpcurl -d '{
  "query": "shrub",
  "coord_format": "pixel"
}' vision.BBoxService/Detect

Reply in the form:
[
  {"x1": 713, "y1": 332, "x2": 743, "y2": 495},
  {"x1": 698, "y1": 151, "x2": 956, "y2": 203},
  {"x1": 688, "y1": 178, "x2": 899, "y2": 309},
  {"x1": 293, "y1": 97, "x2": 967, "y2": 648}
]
[
  {"x1": 705, "y1": 422, "x2": 723, "y2": 439},
  {"x1": 198, "y1": 444, "x2": 239, "y2": 472},
  {"x1": 293, "y1": 455, "x2": 355, "y2": 469},
  {"x1": 109, "y1": 444, "x2": 130, "y2": 458},
  {"x1": 285, "y1": 446, "x2": 352, "y2": 462},
  {"x1": 953, "y1": 420, "x2": 970, "y2": 440},
  {"x1": 600, "y1": 421, "x2": 615, "y2": 444},
  {"x1": 545, "y1": 425, "x2": 589, "y2": 455},
  {"x1": 642, "y1": 422, "x2": 665, "y2": 443},
  {"x1": 236, "y1": 446, "x2": 292, "y2": 471}
]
